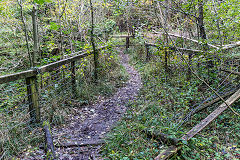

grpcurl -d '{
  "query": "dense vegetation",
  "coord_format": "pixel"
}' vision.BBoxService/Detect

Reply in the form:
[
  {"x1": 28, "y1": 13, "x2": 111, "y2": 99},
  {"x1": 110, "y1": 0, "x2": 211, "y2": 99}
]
[{"x1": 0, "y1": 0, "x2": 240, "y2": 159}]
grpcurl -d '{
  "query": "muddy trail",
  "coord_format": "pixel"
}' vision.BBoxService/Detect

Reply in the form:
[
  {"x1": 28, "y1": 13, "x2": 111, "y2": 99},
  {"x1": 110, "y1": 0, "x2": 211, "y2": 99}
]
[{"x1": 49, "y1": 49, "x2": 142, "y2": 159}]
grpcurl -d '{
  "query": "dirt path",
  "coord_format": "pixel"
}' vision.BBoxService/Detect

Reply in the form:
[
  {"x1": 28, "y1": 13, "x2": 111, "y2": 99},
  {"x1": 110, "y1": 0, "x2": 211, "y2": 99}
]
[{"x1": 52, "y1": 50, "x2": 142, "y2": 159}]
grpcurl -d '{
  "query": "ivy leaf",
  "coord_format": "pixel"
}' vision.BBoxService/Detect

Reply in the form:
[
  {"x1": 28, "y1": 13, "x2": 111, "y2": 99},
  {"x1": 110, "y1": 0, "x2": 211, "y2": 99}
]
[
  {"x1": 34, "y1": 0, "x2": 52, "y2": 5},
  {"x1": 49, "y1": 22, "x2": 59, "y2": 31},
  {"x1": 34, "y1": 0, "x2": 45, "y2": 5}
]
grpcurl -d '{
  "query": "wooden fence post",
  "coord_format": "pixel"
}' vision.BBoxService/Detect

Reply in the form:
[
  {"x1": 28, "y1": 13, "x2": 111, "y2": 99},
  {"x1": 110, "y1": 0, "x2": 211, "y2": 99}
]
[
  {"x1": 126, "y1": 36, "x2": 130, "y2": 51},
  {"x1": 26, "y1": 76, "x2": 40, "y2": 124},
  {"x1": 32, "y1": 4, "x2": 38, "y2": 66},
  {"x1": 163, "y1": 33, "x2": 169, "y2": 73},
  {"x1": 187, "y1": 53, "x2": 192, "y2": 80},
  {"x1": 145, "y1": 43, "x2": 150, "y2": 61},
  {"x1": 43, "y1": 121, "x2": 56, "y2": 160},
  {"x1": 164, "y1": 47, "x2": 168, "y2": 73},
  {"x1": 71, "y1": 61, "x2": 77, "y2": 97}
]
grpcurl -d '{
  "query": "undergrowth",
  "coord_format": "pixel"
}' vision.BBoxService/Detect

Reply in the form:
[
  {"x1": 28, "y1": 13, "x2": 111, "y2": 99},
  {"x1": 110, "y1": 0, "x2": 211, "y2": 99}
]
[
  {"x1": 102, "y1": 43, "x2": 240, "y2": 159},
  {"x1": 0, "y1": 45, "x2": 129, "y2": 159}
]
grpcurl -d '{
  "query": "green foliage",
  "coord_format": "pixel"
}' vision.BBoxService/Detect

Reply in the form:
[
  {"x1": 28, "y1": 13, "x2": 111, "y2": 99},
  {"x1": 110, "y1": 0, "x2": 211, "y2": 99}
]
[
  {"x1": 93, "y1": 19, "x2": 116, "y2": 39},
  {"x1": 34, "y1": 0, "x2": 52, "y2": 5},
  {"x1": 104, "y1": 19, "x2": 116, "y2": 34},
  {"x1": 1, "y1": 0, "x2": 240, "y2": 159},
  {"x1": 204, "y1": 0, "x2": 240, "y2": 43},
  {"x1": 76, "y1": 44, "x2": 128, "y2": 105},
  {"x1": 49, "y1": 22, "x2": 59, "y2": 31},
  {"x1": 102, "y1": 39, "x2": 240, "y2": 159}
]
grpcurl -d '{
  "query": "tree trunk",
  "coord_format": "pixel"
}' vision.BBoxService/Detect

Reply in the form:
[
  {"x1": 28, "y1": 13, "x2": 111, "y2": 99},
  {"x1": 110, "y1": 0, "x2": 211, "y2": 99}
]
[
  {"x1": 32, "y1": 4, "x2": 38, "y2": 66},
  {"x1": 90, "y1": 0, "x2": 98, "y2": 82},
  {"x1": 18, "y1": 0, "x2": 32, "y2": 67},
  {"x1": 164, "y1": 0, "x2": 169, "y2": 73},
  {"x1": 198, "y1": 0, "x2": 207, "y2": 40},
  {"x1": 198, "y1": 0, "x2": 214, "y2": 81},
  {"x1": 57, "y1": 0, "x2": 64, "y2": 59}
]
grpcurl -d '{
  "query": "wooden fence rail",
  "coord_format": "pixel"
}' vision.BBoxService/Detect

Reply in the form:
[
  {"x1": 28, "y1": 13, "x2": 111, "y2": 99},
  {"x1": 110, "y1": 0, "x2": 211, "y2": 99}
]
[
  {"x1": 145, "y1": 43, "x2": 205, "y2": 54},
  {"x1": 111, "y1": 35, "x2": 133, "y2": 51},
  {"x1": 155, "y1": 88, "x2": 240, "y2": 160},
  {"x1": 0, "y1": 46, "x2": 107, "y2": 84},
  {"x1": 0, "y1": 45, "x2": 108, "y2": 123}
]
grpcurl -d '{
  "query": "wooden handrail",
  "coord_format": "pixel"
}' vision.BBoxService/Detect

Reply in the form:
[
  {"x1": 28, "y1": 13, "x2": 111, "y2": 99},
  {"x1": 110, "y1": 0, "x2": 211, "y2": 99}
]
[
  {"x1": 111, "y1": 35, "x2": 133, "y2": 38},
  {"x1": 39, "y1": 52, "x2": 89, "y2": 73},
  {"x1": 0, "y1": 70, "x2": 36, "y2": 84},
  {"x1": 0, "y1": 46, "x2": 108, "y2": 84},
  {"x1": 145, "y1": 43, "x2": 205, "y2": 54}
]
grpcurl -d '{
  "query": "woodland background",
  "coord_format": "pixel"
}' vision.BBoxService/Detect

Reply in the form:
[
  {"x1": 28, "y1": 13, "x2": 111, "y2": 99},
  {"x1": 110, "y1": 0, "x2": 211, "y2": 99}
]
[{"x1": 0, "y1": 0, "x2": 240, "y2": 159}]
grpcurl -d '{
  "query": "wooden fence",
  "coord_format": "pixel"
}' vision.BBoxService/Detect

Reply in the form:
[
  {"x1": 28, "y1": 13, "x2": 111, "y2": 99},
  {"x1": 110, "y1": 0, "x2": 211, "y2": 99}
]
[
  {"x1": 0, "y1": 34, "x2": 134, "y2": 158},
  {"x1": 0, "y1": 46, "x2": 108, "y2": 123},
  {"x1": 143, "y1": 39, "x2": 240, "y2": 160},
  {"x1": 1, "y1": 33, "x2": 239, "y2": 159}
]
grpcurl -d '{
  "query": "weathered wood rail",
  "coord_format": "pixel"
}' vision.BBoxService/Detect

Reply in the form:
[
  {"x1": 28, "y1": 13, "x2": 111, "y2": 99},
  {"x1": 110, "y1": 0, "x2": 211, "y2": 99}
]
[
  {"x1": 0, "y1": 46, "x2": 107, "y2": 84},
  {"x1": 145, "y1": 43, "x2": 205, "y2": 54},
  {"x1": 189, "y1": 89, "x2": 236, "y2": 115},
  {"x1": 111, "y1": 35, "x2": 133, "y2": 50},
  {"x1": 153, "y1": 31, "x2": 240, "y2": 51},
  {"x1": 155, "y1": 88, "x2": 240, "y2": 160}
]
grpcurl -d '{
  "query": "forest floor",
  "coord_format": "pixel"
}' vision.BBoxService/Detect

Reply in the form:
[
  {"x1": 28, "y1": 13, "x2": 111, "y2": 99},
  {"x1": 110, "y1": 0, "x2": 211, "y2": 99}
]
[{"x1": 23, "y1": 48, "x2": 142, "y2": 160}]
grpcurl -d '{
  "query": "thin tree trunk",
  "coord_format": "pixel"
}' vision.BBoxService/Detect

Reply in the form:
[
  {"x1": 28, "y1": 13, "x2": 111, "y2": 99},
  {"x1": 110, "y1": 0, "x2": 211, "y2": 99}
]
[
  {"x1": 57, "y1": 0, "x2": 64, "y2": 59},
  {"x1": 18, "y1": 0, "x2": 32, "y2": 67},
  {"x1": 164, "y1": 0, "x2": 169, "y2": 73},
  {"x1": 32, "y1": 4, "x2": 38, "y2": 66},
  {"x1": 198, "y1": 0, "x2": 207, "y2": 40},
  {"x1": 211, "y1": 0, "x2": 222, "y2": 46},
  {"x1": 198, "y1": 0, "x2": 213, "y2": 81},
  {"x1": 153, "y1": 2, "x2": 163, "y2": 28},
  {"x1": 90, "y1": 0, "x2": 98, "y2": 82}
]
